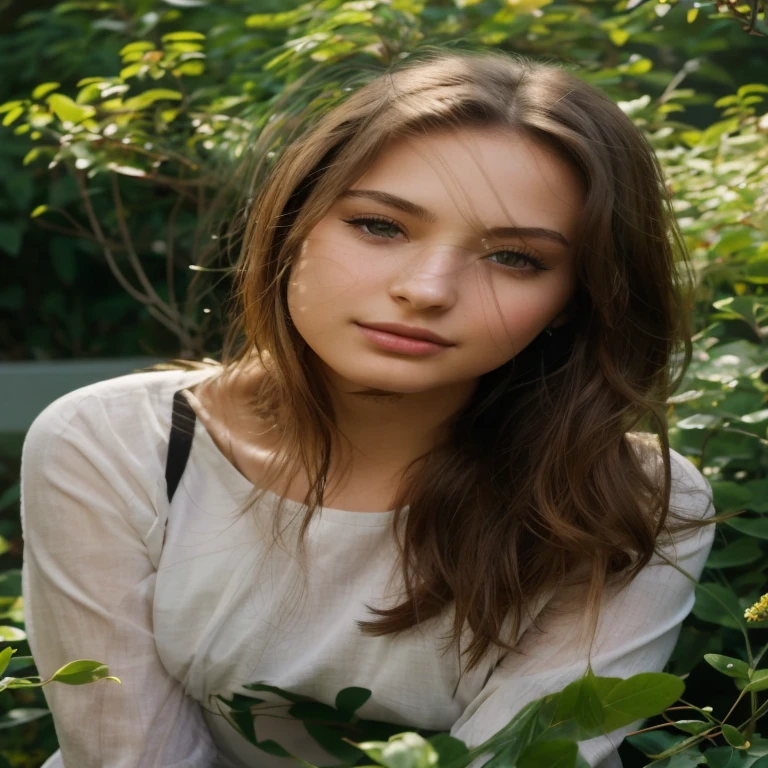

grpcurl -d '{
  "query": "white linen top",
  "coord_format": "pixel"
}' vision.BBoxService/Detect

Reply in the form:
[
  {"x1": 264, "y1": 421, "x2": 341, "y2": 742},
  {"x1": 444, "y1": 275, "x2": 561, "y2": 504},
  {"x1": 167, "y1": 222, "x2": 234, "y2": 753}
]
[{"x1": 20, "y1": 367, "x2": 716, "y2": 768}]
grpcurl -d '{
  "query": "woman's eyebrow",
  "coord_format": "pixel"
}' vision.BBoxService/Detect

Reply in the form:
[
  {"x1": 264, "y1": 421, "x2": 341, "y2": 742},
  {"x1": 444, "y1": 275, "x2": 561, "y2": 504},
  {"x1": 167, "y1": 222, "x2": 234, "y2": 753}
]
[{"x1": 339, "y1": 188, "x2": 570, "y2": 247}]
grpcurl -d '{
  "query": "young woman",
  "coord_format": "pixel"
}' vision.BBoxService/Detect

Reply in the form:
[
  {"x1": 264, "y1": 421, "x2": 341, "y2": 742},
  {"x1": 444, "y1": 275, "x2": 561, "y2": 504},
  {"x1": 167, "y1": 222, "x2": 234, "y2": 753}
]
[{"x1": 21, "y1": 49, "x2": 716, "y2": 768}]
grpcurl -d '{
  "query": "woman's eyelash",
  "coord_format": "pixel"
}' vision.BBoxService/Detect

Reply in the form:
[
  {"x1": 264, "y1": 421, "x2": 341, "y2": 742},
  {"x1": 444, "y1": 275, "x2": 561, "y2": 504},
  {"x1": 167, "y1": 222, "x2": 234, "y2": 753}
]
[
  {"x1": 485, "y1": 247, "x2": 550, "y2": 272},
  {"x1": 342, "y1": 215, "x2": 402, "y2": 240},
  {"x1": 340, "y1": 215, "x2": 551, "y2": 272}
]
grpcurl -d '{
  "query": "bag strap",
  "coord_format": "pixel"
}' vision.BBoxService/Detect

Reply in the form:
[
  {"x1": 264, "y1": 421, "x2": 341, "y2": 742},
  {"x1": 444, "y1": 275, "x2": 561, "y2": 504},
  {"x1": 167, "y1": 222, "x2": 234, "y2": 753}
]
[{"x1": 165, "y1": 389, "x2": 197, "y2": 503}]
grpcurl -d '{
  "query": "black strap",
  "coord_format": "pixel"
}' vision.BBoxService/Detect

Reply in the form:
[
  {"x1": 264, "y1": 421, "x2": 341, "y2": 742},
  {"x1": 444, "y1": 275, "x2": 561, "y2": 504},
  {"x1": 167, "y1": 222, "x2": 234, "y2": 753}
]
[{"x1": 165, "y1": 389, "x2": 197, "y2": 503}]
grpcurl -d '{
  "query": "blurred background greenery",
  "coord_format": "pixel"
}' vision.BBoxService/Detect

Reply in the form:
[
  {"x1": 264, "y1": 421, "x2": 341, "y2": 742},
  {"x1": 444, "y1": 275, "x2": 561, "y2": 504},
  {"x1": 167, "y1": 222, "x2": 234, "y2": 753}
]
[{"x1": 0, "y1": 0, "x2": 767, "y2": 765}]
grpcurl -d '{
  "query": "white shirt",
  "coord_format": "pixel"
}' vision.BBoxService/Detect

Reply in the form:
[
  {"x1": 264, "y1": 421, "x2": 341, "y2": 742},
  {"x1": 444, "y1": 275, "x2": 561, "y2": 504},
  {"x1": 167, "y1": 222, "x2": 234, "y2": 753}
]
[{"x1": 20, "y1": 368, "x2": 715, "y2": 768}]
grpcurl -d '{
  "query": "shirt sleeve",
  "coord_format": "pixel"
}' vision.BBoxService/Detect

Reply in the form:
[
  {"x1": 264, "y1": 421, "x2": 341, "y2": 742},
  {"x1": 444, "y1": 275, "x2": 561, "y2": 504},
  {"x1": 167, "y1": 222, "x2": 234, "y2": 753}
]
[
  {"x1": 20, "y1": 389, "x2": 218, "y2": 768},
  {"x1": 450, "y1": 448, "x2": 716, "y2": 768}
]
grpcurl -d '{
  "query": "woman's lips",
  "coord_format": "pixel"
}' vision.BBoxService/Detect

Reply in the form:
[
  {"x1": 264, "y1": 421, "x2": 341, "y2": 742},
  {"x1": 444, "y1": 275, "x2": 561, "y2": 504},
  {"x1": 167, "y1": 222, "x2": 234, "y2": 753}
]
[{"x1": 355, "y1": 323, "x2": 452, "y2": 356}]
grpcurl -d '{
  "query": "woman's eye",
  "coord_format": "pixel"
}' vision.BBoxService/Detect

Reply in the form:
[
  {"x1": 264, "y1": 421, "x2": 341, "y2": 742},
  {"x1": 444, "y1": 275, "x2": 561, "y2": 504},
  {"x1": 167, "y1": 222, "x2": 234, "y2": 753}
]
[
  {"x1": 486, "y1": 250, "x2": 549, "y2": 271},
  {"x1": 343, "y1": 217, "x2": 402, "y2": 240},
  {"x1": 342, "y1": 218, "x2": 550, "y2": 273}
]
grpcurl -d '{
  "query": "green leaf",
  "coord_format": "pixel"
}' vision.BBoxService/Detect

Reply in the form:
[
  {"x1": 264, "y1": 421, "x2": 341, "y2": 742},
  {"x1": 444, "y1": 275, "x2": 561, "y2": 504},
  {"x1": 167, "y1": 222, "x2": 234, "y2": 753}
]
[
  {"x1": 518, "y1": 739, "x2": 578, "y2": 768},
  {"x1": 245, "y1": 10, "x2": 308, "y2": 28},
  {"x1": 600, "y1": 673, "x2": 684, "y2": 732},
  {"x1": 715, "y1": 228, "x2": 755, "y2": 255},
  {"x1": 609, "y1": 28, "x2": 630, "y2": 46},
  {"x1": 712, "y1": 296, "x2": 758, "y2": 326},
  {"x1": 744, "y1": 481, "x2": 768, "y2": 512},
  {"x1": 164, "y1": 41, "x2": 204, "y2": 53},
  {"x1": 47, "y1": 93, "x2": 95, "y2": 124},
  {"x1": 676, "y1": 414, "x2": 720, "y2": 430},
  {"x1": 706, "y1": 538, "x2": 763, "y2": 569},
  {"x1": 744, "y1": 670, "x2": 768, "y2": 693},
  {"x1": 119, "y1": 41, "x2": 155, "y2": 56},
  {"x1": 228, "y1": 703, "x2": 257, "y2": 744},
  {"x1": 0, "y1": 626, "x2": 26, "y2": 642},
  {"x1": 173, "y1": 61, "x2": 205, "y2": 76},
  {"x1": 693, "y1": 583, "x2": 745, "y2": 629},
  {"x1": 122, "y1": 89, "x2": 183, "y2": 111},
  {"x1": 711, "y1": 481, "x2": 752, "y2": 513},
  {"x1": 2, "y1": 106, "x2": 24, "y2": 127},
  {"x1": 0, "y1": 646, "x2": 16, "y2": 677},
  {"x1": 703, "y1": 654, "x2": 751, "y2": 679},
  {"x1": 741, "y1": 408, "x2": 768, "y2": 424},
  {"x1": 626, "y1": 58, "x2": 652, "y2": 75},
  {"x1": 305, "y1": 722, "x2": 365, "y2": 763},
  {"x1": 105, "y1": 163, "x2": 148, "y2": 178},
  {"x1": 251, "y1": 738, "x2": 291, "y2": 757},
  {"x1": 553, "y1": 669, "x2": 604, "y2": 733},
  {"x1": 32, "y1": 82, "x2": 61, "y2": 100},
  {"x1": 672, "y1": 719, "x2": 712, "y2": 735},
  {"x1": 50, "y1": 659, "x2": 121, "y2": 685},
  {"x1": 335, "y1": 686, "x2": 371, "y2": 715},
  {"x1": 0, "y1": 100, "x2": 23, "y2": 114},
  {"x1": 668, "y1": 390, "x2": 705, "y2": 404},
  {"x1": 23, "y1": 148, "x2": 46, "y2": 166},
  {"x1": 120, "y1": 63, "x2": 145, "y2": 79},
  {"x1": 427, "y1": 734, "x2": 469, "y2": 766},
  {"x1": 721, "y1": 724, "x2": 747, "y2": 748},
  {"x1": 698, "y1": 117, "x2": 740, "y2": 147},
  {"x1": 463, "y1": 699, "x2": 544, "y2": 766},
  {"x1": 0, "y1": 709, "x2": 50, "y2": 730},
  {"x1": 162, "y1": 30, "x2": 206, "y2": 41},
  {"x1": 725, "y1": 516, "x2": 768, "y2": 541},
  {"x1": 737, "y1": 84, "x2": 768, "y2": 98},
  {"x1": 288, "y1": 700, "x2": 349, "y2": 724}
]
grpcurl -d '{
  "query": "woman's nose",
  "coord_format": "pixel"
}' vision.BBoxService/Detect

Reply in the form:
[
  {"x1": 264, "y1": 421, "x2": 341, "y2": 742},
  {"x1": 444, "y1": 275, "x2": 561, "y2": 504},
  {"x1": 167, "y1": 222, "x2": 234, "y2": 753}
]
[{"x1": 387, "y1": 243, "x2": 463, "y2": 311}]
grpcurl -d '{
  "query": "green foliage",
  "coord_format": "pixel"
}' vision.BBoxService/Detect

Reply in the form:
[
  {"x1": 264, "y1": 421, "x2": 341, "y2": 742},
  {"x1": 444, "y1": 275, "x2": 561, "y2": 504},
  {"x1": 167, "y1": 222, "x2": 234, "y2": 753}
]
[
  {"x1": 0, "y1": 0, "x2": 767, "y2": 766},
  {"x1": 209, "y1": 667, "x2": 761, "y2": 767}
]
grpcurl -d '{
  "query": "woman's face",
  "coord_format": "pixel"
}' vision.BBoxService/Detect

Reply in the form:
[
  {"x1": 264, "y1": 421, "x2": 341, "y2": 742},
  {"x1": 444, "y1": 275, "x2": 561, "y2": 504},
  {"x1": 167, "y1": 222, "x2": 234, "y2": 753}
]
[{"x1": 287, "y1": 127, "x2": 583, "y2": 396}]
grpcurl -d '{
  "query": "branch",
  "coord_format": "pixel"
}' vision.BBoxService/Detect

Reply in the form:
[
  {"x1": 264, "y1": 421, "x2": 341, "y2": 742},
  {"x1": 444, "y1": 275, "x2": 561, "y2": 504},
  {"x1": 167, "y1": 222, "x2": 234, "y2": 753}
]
[
  {"x1": 110, "y1": 172, "x2": 168, "y2": 309},
  {"x1": 33, "y1": 218, "x2": 123, "y2": 250},
  {"x1": 166, "y1": 193, "x2": 184, "y2": 316},
  {"x1": 74, "y1": 170, "x2": 154, "y2": 306},
  {"x1": 76, "y1": 170, "x2": 194, "y2": 350}
]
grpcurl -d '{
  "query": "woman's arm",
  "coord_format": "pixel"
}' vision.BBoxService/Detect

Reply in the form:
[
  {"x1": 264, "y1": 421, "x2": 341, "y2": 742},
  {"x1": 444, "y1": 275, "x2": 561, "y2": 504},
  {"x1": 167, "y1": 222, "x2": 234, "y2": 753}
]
[
  {"x1": 450, "y1": 449, "x2": 716, "y2": 768},
  {"x1": 20, "y1": 389, "x2": 218, "y2": 767}
]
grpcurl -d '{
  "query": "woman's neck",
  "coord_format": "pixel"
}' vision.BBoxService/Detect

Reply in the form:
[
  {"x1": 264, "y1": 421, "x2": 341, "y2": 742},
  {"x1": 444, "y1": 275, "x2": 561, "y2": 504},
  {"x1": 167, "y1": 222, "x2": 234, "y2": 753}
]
[{"x1": 320, "y1": 365, "x2": 477, "y2": 472}]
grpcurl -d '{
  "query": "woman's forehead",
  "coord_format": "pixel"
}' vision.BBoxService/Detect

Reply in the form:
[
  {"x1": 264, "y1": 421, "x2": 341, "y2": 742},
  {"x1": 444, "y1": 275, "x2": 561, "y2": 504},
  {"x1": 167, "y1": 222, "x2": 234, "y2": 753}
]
[{"x1": 343, "y1": 128, "x2": 584, "y2": 245}]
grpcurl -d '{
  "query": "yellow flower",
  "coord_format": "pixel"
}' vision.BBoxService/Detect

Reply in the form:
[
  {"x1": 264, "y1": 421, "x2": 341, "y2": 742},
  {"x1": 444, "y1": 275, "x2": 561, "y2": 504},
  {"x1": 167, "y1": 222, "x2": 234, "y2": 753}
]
[{"x1": 745, "y1": 593, "x2": 768, "y2": 623}]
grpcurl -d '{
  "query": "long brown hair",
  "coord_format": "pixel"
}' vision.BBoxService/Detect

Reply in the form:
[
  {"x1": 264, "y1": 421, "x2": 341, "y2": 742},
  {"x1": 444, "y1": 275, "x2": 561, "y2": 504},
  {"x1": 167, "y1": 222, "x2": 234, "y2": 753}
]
[{"x1": 212, "y1": 48, "x2": 710, "y2": 675}]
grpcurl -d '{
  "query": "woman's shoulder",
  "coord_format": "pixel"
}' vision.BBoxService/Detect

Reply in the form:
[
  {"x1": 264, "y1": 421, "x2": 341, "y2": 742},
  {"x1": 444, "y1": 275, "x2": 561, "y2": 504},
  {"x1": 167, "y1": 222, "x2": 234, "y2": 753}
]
[
  {"x1": 23, "y1": 364, "x2": 220, "y2": 463},
  {"x1": 625, "y1": 431, "x2": 714, "y2": 522}
]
